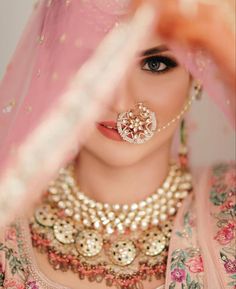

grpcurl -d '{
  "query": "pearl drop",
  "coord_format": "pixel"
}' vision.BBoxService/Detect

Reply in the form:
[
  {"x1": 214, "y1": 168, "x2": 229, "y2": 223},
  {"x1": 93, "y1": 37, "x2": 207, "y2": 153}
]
[
  {"x1": 128, "y1": 212, "x2": 135, "y2": 219},
  {"x1": 157, "y1": 188, "x2": 165, "y2": 196},
  {"x1": 94, "y1": 220, "x2": 101, "y2": 229},
  {"x1": 147, "y1": 197, "x2": 153, "y2": 204},
  {"x1": 177, "y1": 202, "x2": 182, "y2": 208},
  {"x1": 179, "y1": 183, "x2": 191, "y2": 190},
  {"x1": 102, "y1": 218, "x2": 110, "y2": 225},
  {"x1": 181, "y1": 191, "x2": 188, "y2": 198},
  {"x1": 113, "y1": 204, "x2": 120, "y2": 211},
  {"x1": 122, "y1": 204, "x2": 129, "y2": 211},
  {"x1": 160, "y1": 198, "x2": 167, "y2": 205},
  {"x1": 130, "y1": 223, "x2": 137, "y2": 231},
  {"x1": 83, "y1": 219, "x2": 91, "y2": 227},
  {"x1": 146, "y1": 207, "x2": 152, "y2": 214},
  {"x1": 163, "y1": 181, "x2": 170, "y2": 190},
  {"x1": 108, "y1": 212, "x2": 115, "y2": 220},
  {"x1": 141, "y1": 220, "x2": 149, "y2": 230},
  {"x1": 160, "y1": 213, "x2": 167, "y2": 221},
  {"x1": 124, "y1": 218, "x2": 131, "y2": 226},
  {"x1": 152, "y1": 218, "x2": 159, "y2": 226},
  {"x1": 160, "y1": 205, "x2": 167, "y2": 213},
  {"x1": 175, "y1": 192, "x2": 181, "y2": 199},
  {"x1": 139, "y1": 202, "x2": 146, "y2": 209},
  {"x1": 52, "y1": 195, "x2": 60, "y2": 202},
  {"x1": 66, "y1": 201, "x2": 72, "y2": 208},
  {"x1": 74, "y1": 214, "x2": 81, "y2": 221},
  {"x1": 104, "y1": 203, "x2": 110, "y2": 210},
  {"x1": 152, "y1": 210, "x2": 160, "y2": 217},
  {"x1": 151, "y1": 194, "x2": 158, "y2": 201},
  {"x1": 166, "y1": 191, "x2": 173, "y2": 199},
  {"x1": 58, "y1": 201, "x2": 66, "y2": 209},
  {"x1": 168, "y1": 207, "x2": 176, "y2": 215},
  {"x1": 65, "y1": 208, "x2": 73, "y2": 216},
  {"x1": 118, "y1": 213, "x2": 126, "y2": 221},
  {"x1": 167, "y1": 199, "x2": 175, "y2": 206},
  {"x1": 154, "y1": 203, "x2": 160, "y2": 210},
  {"x1": 134, "y1": 216, "x2": 141, "y2": 222},
  {"x1": 114, "y1": 218, "x2": 121, "y2": 225},
  {"x1": 117, "y1": 223, "x2": 124, "y2": 233},
  {"x1": 49, "y1": 187, "x2": 58, "y2": 194},
  {"x1": 106, "y1": 224, "x2": 114, "y2": 234},
  {"x1": 96, "y1": 203, "x2": 103, "y2": 210},
  {"x1": 131, "y1": 203, "x2": 138, "y2": 211}
]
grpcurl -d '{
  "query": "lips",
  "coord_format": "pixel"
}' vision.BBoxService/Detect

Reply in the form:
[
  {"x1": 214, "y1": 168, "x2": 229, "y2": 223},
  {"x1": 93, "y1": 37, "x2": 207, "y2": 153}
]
[
  {"x1": 96, "y1": 121, "x2": 123, "y2": 141},
  {"x1": 99, "y1": 121, "x2": 117, "y2": 130}
]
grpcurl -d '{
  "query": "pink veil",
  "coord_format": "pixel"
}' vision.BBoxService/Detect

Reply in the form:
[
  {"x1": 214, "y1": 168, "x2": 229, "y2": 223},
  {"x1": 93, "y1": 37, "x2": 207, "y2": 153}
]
[{"x1": 0, "y1": 0, "x2": 235, "y2": 227}]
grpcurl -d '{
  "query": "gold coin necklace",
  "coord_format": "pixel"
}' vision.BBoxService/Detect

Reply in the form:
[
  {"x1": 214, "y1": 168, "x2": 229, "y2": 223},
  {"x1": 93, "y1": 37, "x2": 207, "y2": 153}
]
[{"x1": 30, "y1": 162, "x2": 192, "y2": 289}]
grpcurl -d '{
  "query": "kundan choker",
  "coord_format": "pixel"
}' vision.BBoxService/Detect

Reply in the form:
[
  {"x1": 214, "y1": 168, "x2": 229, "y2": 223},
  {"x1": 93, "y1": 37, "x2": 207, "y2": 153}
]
[{"x1": 30, "y1": 162, "x2": 192, "y2": 289}]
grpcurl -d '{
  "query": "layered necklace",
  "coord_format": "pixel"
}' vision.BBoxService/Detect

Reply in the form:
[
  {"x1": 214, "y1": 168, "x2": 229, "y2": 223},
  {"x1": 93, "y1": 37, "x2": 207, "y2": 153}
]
[{"x1": 30, "y1": 162, "x2": 192, "y2": 289}]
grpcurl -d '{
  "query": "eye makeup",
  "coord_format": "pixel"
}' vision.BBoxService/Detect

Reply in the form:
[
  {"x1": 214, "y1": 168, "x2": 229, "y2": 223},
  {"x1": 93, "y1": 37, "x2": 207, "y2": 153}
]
[
  {"x1": 140, "y1": 55, "x2": 178, "y2": 74},
  {"x1": 138, "y1": 44, "x2": 179, "y2": 74}
]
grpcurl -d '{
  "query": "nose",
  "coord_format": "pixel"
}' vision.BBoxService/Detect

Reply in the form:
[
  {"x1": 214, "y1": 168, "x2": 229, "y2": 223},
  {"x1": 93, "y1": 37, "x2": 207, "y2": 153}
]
[{"x1": 109, "y1": 77, "x2": 137, "y2": 114}]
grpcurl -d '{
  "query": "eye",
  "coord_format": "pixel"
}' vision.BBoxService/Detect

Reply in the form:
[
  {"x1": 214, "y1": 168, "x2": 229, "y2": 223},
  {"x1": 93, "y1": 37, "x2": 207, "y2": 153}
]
[{"x1": 141, "y1": 56, "x2": 178, "y2": 74}]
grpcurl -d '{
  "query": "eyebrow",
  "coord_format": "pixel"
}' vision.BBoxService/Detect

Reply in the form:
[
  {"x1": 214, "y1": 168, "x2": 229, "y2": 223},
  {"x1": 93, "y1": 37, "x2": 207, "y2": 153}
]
[{"x1": 140, "y1": 45, "x2": 169, "y2": 57}]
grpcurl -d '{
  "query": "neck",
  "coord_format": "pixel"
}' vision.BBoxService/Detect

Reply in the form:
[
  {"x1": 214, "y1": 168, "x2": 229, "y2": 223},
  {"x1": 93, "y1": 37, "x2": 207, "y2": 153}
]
[{"x1": 75, "y1": 144, "x2": 172, "y2": 205}]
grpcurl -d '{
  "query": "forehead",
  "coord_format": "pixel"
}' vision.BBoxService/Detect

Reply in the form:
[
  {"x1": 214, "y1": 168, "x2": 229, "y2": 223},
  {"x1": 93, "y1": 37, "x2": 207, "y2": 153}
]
[{"x1": 139, "y1": 32, "x2": 167, "y2": 52}]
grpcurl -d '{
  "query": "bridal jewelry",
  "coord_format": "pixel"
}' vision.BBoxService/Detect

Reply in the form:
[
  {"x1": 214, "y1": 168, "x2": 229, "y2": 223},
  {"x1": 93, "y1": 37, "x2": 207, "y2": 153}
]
[
  {"x1": 117, "y1": 102, "x2": 157, "y2": 144},
  {"x1": 30, "y1": 162, "x2": 192, "y2": 289},
  {"x1": 117, "y1": 83, "x2": 202, "y2": 145}
]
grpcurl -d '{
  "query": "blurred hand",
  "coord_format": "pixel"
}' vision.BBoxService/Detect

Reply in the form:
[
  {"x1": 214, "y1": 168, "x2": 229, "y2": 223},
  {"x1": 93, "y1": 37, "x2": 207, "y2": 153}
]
[{"x1": 131, "y1": 0, "x2": 235, "y2": 90}]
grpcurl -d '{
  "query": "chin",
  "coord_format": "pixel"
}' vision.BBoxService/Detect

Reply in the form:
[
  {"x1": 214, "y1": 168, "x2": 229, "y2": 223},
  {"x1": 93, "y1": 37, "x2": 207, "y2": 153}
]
[
  {"x1": 82, "y1": 137, "x2": 168, "y2": 169},
  {"x1": 85, "y1": 145, "x2": 147, "y2": 167}
]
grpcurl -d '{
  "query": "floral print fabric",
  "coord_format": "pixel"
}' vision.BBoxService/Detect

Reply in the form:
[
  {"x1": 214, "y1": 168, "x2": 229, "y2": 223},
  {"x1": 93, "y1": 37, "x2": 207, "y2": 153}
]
[
  {"x1": 166, "y1": 162, "x2": 235, "y2": 289},
  {"x1": 0, "y1": 223, "x2": 40, "y2": 289},
  {"x1": 210, "y1": 163, "x2": 236, "y2": 288},
  {"x1": 167, "y1": 199, "x2": 205, "y2": 289}
]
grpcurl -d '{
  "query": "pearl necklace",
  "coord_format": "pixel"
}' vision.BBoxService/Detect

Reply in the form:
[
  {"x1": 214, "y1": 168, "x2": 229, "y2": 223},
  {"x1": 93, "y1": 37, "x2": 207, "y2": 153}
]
[
  {"x1": 47, "y1": 162, "x2": 192, "y2": 235},
  {"x1": 30, "y1": 162, "x2": 192, "y2": 289}
]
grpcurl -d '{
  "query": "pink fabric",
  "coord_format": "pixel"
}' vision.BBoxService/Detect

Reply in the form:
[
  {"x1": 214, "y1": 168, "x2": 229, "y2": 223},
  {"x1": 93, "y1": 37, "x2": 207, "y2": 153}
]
[
  {"x1": 0, "y1": 0, "x2": 155, "y2": 226},
  {"x1": 0, "y1": 0, "x2": 123, "y2": 175}
]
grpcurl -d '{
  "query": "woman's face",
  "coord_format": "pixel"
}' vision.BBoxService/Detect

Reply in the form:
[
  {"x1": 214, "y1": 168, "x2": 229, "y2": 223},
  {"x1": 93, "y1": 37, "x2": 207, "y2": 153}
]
[{"x1": 81, "y1": 32, "x2": 192, "y2": 166}]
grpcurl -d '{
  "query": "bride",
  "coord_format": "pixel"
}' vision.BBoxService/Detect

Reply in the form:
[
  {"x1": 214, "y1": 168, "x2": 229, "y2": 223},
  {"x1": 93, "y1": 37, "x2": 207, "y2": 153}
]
[{"x1": 0, "y1": 1, "x2": 235, "y2": 289}]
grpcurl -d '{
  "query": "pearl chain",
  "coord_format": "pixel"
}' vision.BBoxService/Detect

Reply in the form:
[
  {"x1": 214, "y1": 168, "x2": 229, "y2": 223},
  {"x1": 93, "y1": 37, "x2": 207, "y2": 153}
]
[{"x1": 48, "y1": 162, "x2": 192, "y2": 235}]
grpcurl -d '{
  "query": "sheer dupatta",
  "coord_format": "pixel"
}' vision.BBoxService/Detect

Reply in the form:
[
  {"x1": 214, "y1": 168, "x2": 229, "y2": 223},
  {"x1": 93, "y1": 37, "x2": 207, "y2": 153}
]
[
  {"x1": 0, "y1": 0, "x2": 235, "y2": 229},
  {"x1": 0, "y1": 0, "x2": 156, "y2": 227}
]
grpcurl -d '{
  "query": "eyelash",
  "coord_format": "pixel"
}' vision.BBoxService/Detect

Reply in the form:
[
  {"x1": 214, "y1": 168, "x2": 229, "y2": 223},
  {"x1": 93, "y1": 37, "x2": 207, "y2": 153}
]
[{"x1": 141, "y1": 56, "x2": 178, "y2": 74}]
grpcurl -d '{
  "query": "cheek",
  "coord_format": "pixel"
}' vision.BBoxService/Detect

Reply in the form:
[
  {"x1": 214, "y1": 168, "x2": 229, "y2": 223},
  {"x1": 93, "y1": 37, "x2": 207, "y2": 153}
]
[{"x1": 128, "y1": 67, "x2": 191, "y2": 126}]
